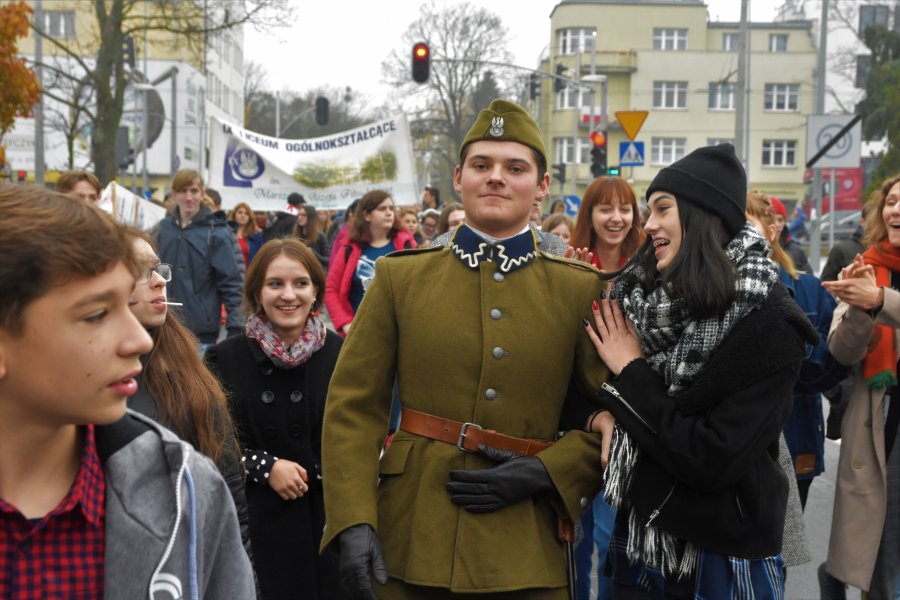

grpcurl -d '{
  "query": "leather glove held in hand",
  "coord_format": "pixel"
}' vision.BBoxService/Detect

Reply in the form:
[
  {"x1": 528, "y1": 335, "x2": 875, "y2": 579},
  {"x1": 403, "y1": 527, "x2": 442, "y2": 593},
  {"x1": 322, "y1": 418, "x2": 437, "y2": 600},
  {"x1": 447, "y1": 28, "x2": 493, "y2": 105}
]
[
  {"x1": 338, "y1": 524, "x2": 388, "y2": 600},
  {"x1": 446, "y1": 452, "x2": 555, "y2": 513}
]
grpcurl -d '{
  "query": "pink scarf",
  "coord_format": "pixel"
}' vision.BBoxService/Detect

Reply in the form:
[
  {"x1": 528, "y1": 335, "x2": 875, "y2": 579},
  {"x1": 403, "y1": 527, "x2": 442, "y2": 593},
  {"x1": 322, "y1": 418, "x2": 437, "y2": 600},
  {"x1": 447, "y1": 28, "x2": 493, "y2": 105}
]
[{"x1": 245, "y1": 314, "x2": 326, "y2": 368}]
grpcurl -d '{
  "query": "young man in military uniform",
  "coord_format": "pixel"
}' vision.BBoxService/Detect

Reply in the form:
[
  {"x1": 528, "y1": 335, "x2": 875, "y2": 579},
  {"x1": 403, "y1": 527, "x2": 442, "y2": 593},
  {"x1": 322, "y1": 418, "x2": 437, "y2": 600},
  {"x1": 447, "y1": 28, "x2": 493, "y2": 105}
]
[{"x1": 321, "y1": 99, "x2": 611, "y2": 599}]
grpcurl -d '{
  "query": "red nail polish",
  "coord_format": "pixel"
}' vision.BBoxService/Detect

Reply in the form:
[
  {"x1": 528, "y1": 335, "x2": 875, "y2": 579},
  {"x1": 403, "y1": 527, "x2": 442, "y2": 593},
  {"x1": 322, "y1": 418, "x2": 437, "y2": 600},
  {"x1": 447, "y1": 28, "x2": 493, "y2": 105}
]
[{"x1": 592, "y1": 300, "x2": 599, "y2": 311}]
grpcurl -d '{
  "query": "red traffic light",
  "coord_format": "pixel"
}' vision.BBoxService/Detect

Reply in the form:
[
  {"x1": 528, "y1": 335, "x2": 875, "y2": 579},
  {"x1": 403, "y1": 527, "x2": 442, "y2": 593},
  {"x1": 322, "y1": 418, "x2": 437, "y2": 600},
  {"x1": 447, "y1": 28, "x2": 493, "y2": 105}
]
[
  {"x1": 412, "y1": 42, "x2": 430, "y2": 83},
  {"x1": 590, "y1": 131, "x2": 607, "y2": 147}
]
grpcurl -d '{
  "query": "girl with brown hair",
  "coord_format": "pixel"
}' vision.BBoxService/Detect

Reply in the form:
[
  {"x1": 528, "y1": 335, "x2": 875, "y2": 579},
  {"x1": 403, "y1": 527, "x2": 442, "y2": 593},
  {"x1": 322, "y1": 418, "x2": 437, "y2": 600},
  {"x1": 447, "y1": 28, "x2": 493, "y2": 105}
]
[
  {"x1": 125, "y1": 230, "x2": 252, "y2": 559},
  {"x1": 571, "y1": 176, "x2": 645, "y2": 272},
  {"x1": 324, "y1": 189, "x2": 416, "y2": 335},
  {"x1": 229, "y1": 201, "x2": 263, "y2": 267},
  {"x1": 206, "y1": 238, "x2": 344, "y2": 599},
  {"x1": 292, "y1": 203, "x2": 330, "y2": 268}
]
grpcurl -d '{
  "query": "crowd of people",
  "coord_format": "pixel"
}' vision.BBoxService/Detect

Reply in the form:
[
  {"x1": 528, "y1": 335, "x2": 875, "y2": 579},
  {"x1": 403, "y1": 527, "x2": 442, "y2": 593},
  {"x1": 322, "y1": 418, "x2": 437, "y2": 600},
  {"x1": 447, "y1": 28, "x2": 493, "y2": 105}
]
[{"x1": 1, "y1": 97, "x2": 898, "y2": 600}]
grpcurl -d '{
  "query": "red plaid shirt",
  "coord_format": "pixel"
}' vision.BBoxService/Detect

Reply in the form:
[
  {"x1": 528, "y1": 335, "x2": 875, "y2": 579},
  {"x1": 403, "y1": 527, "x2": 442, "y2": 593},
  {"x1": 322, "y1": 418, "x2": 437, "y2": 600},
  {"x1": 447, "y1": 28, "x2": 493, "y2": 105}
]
[{"x1": 0, "y1": 425, "x2": 106, "y2": 599}]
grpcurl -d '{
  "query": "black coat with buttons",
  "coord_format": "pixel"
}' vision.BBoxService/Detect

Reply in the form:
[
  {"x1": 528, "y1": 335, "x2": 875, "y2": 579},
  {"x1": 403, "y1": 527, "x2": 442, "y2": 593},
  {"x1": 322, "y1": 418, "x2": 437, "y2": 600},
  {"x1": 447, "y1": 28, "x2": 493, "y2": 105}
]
[{"x1": 205, "y1": 331, "x2": 343, "y2": 600}]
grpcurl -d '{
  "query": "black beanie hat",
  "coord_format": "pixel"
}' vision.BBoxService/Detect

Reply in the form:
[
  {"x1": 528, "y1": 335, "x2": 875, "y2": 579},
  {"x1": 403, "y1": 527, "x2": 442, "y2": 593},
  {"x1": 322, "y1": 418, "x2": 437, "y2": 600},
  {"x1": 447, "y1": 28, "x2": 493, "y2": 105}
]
[{"x1": 645, "y1": 143, "x2": 747, "y2": 238}]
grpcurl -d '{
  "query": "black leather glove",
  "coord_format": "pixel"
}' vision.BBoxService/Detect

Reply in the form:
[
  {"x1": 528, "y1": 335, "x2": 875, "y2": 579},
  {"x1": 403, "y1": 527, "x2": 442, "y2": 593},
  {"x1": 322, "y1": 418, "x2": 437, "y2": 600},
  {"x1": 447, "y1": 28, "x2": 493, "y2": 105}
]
[
  {"x1": 337, "y1": 524, "x2": 388, "y2": 600},
  {"x1": 446, "y1": 445, "x2": 555, "y2": 513}
]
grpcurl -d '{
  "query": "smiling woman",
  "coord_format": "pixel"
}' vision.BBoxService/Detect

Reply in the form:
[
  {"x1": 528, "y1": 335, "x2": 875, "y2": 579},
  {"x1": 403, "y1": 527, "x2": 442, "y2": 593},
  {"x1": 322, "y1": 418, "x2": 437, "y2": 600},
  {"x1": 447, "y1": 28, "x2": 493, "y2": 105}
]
[
  {"x1": 205, "y1": 238, "x2": 344, "y2": 599},
  {"x1": 585, "y1": 144, "x2": 818, "y2": 598}
]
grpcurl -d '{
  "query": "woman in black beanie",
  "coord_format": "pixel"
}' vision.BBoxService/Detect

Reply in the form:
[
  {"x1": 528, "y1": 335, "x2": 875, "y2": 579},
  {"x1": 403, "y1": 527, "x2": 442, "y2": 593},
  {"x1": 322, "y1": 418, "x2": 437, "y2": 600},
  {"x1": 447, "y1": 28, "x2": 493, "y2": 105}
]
[{"x1": 583, "y1": 144, "x2": 818, "y2": 598}]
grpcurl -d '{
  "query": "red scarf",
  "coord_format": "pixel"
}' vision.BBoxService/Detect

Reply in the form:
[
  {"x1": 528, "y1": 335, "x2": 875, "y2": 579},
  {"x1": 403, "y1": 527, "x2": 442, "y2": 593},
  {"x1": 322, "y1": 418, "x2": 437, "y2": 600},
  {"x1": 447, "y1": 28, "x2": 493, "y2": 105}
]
[{"x1": 862, "y1": 240, "x2": 900, "y2": 388}]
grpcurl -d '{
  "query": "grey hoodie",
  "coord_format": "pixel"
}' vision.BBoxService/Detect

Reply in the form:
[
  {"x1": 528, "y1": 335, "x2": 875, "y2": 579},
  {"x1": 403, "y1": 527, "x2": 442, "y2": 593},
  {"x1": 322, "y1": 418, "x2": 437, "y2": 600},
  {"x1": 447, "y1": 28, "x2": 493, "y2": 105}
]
[{"x1": 96, "y1": 410, "x2": 255, "y2": 599}]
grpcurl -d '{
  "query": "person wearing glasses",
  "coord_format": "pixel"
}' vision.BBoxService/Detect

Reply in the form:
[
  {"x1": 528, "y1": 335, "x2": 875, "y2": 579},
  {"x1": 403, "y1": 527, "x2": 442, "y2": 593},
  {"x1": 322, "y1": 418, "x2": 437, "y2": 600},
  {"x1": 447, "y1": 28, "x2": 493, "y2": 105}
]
[{"x1": 125, "y1": 230, "x2": 254, "y2": 565}]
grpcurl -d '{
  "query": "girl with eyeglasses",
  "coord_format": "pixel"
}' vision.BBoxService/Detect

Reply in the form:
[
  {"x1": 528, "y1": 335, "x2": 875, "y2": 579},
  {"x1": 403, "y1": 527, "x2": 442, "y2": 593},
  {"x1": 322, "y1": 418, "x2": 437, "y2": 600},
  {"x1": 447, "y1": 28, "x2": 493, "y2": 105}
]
[{"x1": 125, "y1": 230, "x2": 254, "y2": 568}]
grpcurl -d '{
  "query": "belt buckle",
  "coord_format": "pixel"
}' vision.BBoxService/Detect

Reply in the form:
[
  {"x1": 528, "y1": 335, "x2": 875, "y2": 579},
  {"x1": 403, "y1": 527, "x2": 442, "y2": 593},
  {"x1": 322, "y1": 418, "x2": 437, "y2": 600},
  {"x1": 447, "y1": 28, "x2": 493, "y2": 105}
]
[{"x1": 457, "y1": 422, "x2": 483, "y2": 453}]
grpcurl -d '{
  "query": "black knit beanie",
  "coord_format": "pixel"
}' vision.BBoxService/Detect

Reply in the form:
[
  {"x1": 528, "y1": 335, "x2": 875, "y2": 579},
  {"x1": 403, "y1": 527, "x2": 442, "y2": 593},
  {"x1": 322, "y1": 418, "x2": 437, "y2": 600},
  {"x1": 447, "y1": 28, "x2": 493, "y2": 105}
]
[{"x1": 645, "y1": 143, "x2": 747, "y2": 238}]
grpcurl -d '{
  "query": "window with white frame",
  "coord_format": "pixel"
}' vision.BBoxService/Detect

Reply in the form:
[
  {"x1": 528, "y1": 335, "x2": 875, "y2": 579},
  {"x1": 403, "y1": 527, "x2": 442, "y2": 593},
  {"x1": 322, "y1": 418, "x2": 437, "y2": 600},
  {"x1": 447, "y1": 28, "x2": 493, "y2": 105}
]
[
  {"x1": 651, "y1": 137, "x2": 686, "y2": 165},
  {"x1": 722, "y1": 33, "x2": 739, "y2": 51},
  {"x1": 653, "y1": 28, "x2": 687, "y2": 51},
  {"x1": 764, "y1": 83, "x2": 799, "y2": 111},
  {"x1": 653, "y1": 81, "x2": 688, "y2": 109},
  {"x1": 556, "y1": 86, "x2": 591, "y2": 110},
  {"x1": 708, "y1": 82, "x2": 735, "y2": 110},
  {"x1": 769, "y1": 34, "x2": 788, "y2": 52},
  {"x1": 762, "y1": 140, "x2": 796, "y2": 167},
  {"x1": 554, "y1": 137, "x2": 590, "y2": 164},
  {"x1": 558, "y1": 28, "x2": 596, "y2": 55},
  {"x1": 707, "y1": 138, "x2": 735, "y2": 147},
  {"x1": 43, "y1": 11, "x2": 75, "y2": 39}
]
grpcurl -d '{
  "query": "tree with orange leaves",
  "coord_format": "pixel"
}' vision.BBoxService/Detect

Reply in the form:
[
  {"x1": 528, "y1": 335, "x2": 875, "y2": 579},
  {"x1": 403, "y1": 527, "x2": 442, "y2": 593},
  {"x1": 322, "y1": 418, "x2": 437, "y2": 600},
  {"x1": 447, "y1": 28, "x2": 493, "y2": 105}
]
[{"x1": 0, "y1": 1, "x2": 40, "y2": 168}]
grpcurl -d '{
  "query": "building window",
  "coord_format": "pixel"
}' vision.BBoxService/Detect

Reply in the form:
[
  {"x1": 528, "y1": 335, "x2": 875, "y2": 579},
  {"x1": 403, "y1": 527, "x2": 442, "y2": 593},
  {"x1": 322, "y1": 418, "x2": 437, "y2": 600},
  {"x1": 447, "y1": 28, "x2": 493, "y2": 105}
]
[
  {"x1": 722, "y1": 33, "x2": 739, "y2": 51},
  {"x1": 762, "y1": 140, "x2": 796, "y2": 167},
  {"x1": 556, "y1": 86, "x2": 590, "y2": 110},
  {"x1": 708, "y1": 82, "x2": 735, "y2": 110},
  {"x1": 769, "y1": 34, "x2": 788, "y2": 52},
  {"x1": 859, "y1": 5, "x2": 890, "y2": 34},
  {"x1": 43, "y1": 11, "x2": 75, "y2": 39},
  {"x1": 707, "y1": 138, "x2": 735, "y2": 147},
  {"x1": 558, "y1": 28, "x2": 596, "y2": 55},
  {"x1": 653, "y1": 81, "x2": 688, "y2": 109},
  {"x1": 233, "y1": 45, "x2": 243, "y2": 73},
  {"x1": 764, "y1": 83, "x2": 799, "y2": 111},
  {"x1": 653, "y1": 28, "x2": 687, "y2": 51},
  {"x1": 554, "y1": 137, "x2": 590, "y2": 164},
  {"x1": 651, "y1": 137, "x2": 686, "y2": 165}
]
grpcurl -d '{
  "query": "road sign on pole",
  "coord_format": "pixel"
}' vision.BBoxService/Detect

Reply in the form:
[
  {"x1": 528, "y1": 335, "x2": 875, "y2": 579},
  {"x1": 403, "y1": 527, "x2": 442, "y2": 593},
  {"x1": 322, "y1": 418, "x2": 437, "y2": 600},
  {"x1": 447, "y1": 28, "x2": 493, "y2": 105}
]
[
  {"x1": 619, "y1": 141, "x2": 644, "y2": 167},
  {"x1": 614, "y1": 111, "x2": 648, "y2": 141},
  {"x1": 806, "y1": 115, "x2": 861, "y2": 169}
]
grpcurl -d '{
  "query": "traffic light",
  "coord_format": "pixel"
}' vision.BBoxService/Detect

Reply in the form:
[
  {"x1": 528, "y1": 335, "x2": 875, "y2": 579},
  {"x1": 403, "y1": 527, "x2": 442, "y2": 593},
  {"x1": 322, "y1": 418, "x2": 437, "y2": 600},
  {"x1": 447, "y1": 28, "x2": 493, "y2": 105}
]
[
  {"x1": 554, "y1": 64, "x2": 567, "y2": 93},
  {"x1": 16, "y1": 170, "x2": 26, "y2": 182},
  {"x1": 529, "y1": 73, "x2": 541, "y2": 100},
  {"x1": 315, "y1": 96, "x2": 329, "y2": 126},
  {"x1": 412, "y1": 42, "x2": 430, "y2": 83},
  {"x1": 552, "y1": 163, "x2": 566, "y2": 186},
  {"x1": 123, "y1": 35, "x2": 135, "y2": 69},
  {"x1": 590, "y1": 130, "x2": 607, "y2": 178},
  {"x1": 607, "y1": 166, "x2": 621, "y2": 176}
]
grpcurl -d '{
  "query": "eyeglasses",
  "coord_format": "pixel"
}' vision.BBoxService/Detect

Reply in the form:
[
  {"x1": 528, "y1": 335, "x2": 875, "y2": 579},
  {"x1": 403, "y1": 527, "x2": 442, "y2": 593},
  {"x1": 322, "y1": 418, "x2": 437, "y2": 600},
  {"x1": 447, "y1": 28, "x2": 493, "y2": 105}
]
[{"x1": 143, "y1": 263, "x2": 173, "y2": 283}]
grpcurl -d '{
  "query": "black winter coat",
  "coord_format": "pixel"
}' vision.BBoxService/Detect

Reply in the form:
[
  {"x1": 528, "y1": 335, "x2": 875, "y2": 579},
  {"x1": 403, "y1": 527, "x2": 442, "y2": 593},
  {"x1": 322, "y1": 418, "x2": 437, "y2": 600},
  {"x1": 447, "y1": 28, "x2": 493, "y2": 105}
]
[
  {"x1": 205, "y1": 331, "x2": 343, "y2": 600},
  {"x1": 599, "y1": 284, "x2": 819, "y2": 559}
]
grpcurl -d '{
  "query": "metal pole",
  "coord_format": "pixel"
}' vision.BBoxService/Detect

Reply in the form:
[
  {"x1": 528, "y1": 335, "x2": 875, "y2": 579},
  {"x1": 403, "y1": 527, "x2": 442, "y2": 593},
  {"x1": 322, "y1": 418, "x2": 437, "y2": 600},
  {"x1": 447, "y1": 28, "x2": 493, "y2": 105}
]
[
  {"x1": 588, "y1": 34, "x2": 596, "y2": 136},
  {"x1": 829, "y1": 169, "x2": 836, "y2": 248},
  {"x1": 276, "y1": 91, "x2": 281, "y2": 137},
  {"x1": 733, "y1": 0, "x2": 749, "y2": 171},
  {"x1": 571, "y1": 51, "x2": 581, "y2": 197},
  {"x1": 171, "y1": 69, "x2": 178, "y2": 174},
  {"x1": 33, "y1": 0, "x2": 44, "y2": 184},
  {"x1": 198, "y1": 87, "x2": 206, "y2": 181},
  {"x1": 132, "y1": 89, "x2": 139, "y2": 194},
  {"x1": 141, "y1": 0, "x2": 148, "y2": 194},
  {"x1": 810, "y1": 0, "x2": 829, "y2": 270}
]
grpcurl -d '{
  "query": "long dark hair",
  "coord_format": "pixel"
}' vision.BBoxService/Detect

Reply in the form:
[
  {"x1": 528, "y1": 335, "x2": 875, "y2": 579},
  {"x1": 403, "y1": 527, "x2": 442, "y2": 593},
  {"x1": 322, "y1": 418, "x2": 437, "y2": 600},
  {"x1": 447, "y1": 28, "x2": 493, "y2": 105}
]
[
  {"x1": 292, "y1": 204, "x2": 321, "y2": 245},
  {"x1": 636, "y1": 197, "x2": 736, "y2": 319},
  {"x1": 349, "y1": 189, "x2": 400, "y2": 244},
  {"x1": 130, "y1": 230, "x2": 237, "y2": 465}
]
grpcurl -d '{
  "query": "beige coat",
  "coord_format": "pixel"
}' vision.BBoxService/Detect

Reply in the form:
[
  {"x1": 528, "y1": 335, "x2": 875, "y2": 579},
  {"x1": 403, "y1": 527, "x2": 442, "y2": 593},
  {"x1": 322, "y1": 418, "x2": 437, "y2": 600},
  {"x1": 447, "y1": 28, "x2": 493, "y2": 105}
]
[
  {"x1": 321, "y1": 245, "x2": 609, "y2": 593},
  {"x1": 825, "y1": 287, "x2": 900, "y2": 591}
]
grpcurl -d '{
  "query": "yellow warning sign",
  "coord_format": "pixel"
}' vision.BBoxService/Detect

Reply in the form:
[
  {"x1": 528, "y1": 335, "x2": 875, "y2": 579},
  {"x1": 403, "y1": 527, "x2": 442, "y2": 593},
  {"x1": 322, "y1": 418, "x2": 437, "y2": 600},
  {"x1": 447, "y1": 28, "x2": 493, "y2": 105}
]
[{"x1": 615, "y1": 111, "x2": 649, "y2": 141}]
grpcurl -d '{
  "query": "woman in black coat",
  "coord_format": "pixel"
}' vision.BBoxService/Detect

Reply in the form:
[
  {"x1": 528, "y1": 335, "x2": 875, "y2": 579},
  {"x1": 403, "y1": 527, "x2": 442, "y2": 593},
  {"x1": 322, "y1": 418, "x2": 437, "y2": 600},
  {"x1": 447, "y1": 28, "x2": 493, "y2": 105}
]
[{"x1": 206, "y1": 239, "x2": 343, "y2": 600}]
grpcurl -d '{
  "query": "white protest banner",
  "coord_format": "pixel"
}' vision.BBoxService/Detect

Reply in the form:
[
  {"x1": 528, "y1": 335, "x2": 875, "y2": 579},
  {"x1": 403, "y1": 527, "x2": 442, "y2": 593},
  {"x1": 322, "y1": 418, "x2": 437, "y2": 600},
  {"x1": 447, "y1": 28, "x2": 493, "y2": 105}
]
[
  {"x1": 208, "y1": 115, "x2": 418, "y2": 211},
  {"x1": 97, "y1": 182, "x2": 167, "y2": 231}
]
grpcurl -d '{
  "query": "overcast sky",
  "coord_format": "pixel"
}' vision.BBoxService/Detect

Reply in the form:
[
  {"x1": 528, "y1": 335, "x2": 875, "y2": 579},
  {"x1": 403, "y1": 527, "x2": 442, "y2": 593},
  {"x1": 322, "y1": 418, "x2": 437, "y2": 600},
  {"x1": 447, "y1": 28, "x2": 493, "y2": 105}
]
[{"x1": 245, "y1": 0, "x2": 783, "y2": 105}]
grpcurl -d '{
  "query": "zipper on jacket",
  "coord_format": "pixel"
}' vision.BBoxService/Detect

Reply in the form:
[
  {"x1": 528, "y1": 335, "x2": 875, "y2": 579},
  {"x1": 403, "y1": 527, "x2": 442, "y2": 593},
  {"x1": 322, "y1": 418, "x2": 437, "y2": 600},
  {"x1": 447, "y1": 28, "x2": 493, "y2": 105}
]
[
  {"x1": 733, "y1": 493, "x2": 745, "y2": 521},
  {"x1": 645, "y1": 483, "x2": 676, "y2": 527},
  {"x1": 601, "y1": 382, "x2": 657, "y2": 435}
]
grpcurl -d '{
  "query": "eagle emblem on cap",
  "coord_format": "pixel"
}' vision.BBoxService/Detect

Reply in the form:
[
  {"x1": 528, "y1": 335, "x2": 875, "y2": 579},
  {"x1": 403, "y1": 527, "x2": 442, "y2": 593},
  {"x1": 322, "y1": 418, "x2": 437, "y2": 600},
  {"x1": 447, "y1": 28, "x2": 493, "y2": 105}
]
[{"x1": 489, "y1": 116, "x2": 504, "y2": 137}]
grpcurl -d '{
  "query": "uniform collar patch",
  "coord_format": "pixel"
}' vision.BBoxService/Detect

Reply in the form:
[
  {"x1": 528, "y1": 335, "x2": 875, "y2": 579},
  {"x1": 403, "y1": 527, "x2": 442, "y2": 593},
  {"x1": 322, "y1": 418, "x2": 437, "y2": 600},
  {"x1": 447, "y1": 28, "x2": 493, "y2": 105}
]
[{"x1": 450, "y1": 224, "x2": 538, "y2": 274}]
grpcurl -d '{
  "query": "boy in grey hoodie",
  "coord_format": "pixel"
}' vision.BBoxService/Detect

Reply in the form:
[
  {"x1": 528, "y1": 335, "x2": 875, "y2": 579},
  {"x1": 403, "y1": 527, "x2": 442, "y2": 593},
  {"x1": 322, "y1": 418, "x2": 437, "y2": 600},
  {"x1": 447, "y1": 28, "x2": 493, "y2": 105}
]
[{"x1": 0, "y1": 185, "x2": 255, "y2": 599}]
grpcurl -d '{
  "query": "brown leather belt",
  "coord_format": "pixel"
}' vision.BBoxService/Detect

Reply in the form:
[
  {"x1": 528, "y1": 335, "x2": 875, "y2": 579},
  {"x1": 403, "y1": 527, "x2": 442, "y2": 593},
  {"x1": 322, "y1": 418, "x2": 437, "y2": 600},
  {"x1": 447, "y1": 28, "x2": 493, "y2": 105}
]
[{"x1": 399, "y1": 407, "x2": 553, "y2": 456}]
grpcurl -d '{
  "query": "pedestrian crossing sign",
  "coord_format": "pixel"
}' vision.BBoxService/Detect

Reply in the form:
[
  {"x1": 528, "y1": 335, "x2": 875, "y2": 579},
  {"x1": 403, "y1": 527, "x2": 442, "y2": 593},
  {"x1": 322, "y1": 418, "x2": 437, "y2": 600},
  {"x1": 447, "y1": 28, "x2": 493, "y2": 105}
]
[{"x1": 619, "y1": 141, "x2": 644, "y2": 167}]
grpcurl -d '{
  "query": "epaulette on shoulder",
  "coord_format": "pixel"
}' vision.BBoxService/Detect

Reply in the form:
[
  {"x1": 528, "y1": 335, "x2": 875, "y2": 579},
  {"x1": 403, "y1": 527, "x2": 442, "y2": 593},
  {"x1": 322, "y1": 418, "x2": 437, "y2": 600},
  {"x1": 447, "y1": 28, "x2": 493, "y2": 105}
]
[
  {"x1": 540, "y1": 252, "x2": 603, "y2": 274},
  {"x1": 387, "y1": 244, "x2": 445, "y2": 258}
]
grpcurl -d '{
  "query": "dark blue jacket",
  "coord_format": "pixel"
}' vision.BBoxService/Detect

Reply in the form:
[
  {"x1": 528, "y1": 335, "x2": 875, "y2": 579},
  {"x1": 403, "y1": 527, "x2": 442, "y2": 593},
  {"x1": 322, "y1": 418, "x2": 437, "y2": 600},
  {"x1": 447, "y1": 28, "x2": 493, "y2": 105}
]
[
  {"x1": 779, "y1": 269, "x2": 849, "y2": 479},
  {"x1": 155, "y1": 205, "x2": 245, "y2": 343}
]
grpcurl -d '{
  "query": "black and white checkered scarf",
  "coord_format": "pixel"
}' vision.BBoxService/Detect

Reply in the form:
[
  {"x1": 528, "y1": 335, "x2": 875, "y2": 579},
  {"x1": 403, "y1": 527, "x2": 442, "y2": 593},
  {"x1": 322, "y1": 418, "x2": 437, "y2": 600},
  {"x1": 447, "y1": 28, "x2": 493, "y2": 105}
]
[{"x1": 603, "y1": 222, "x2": 778, "y2": 578}]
